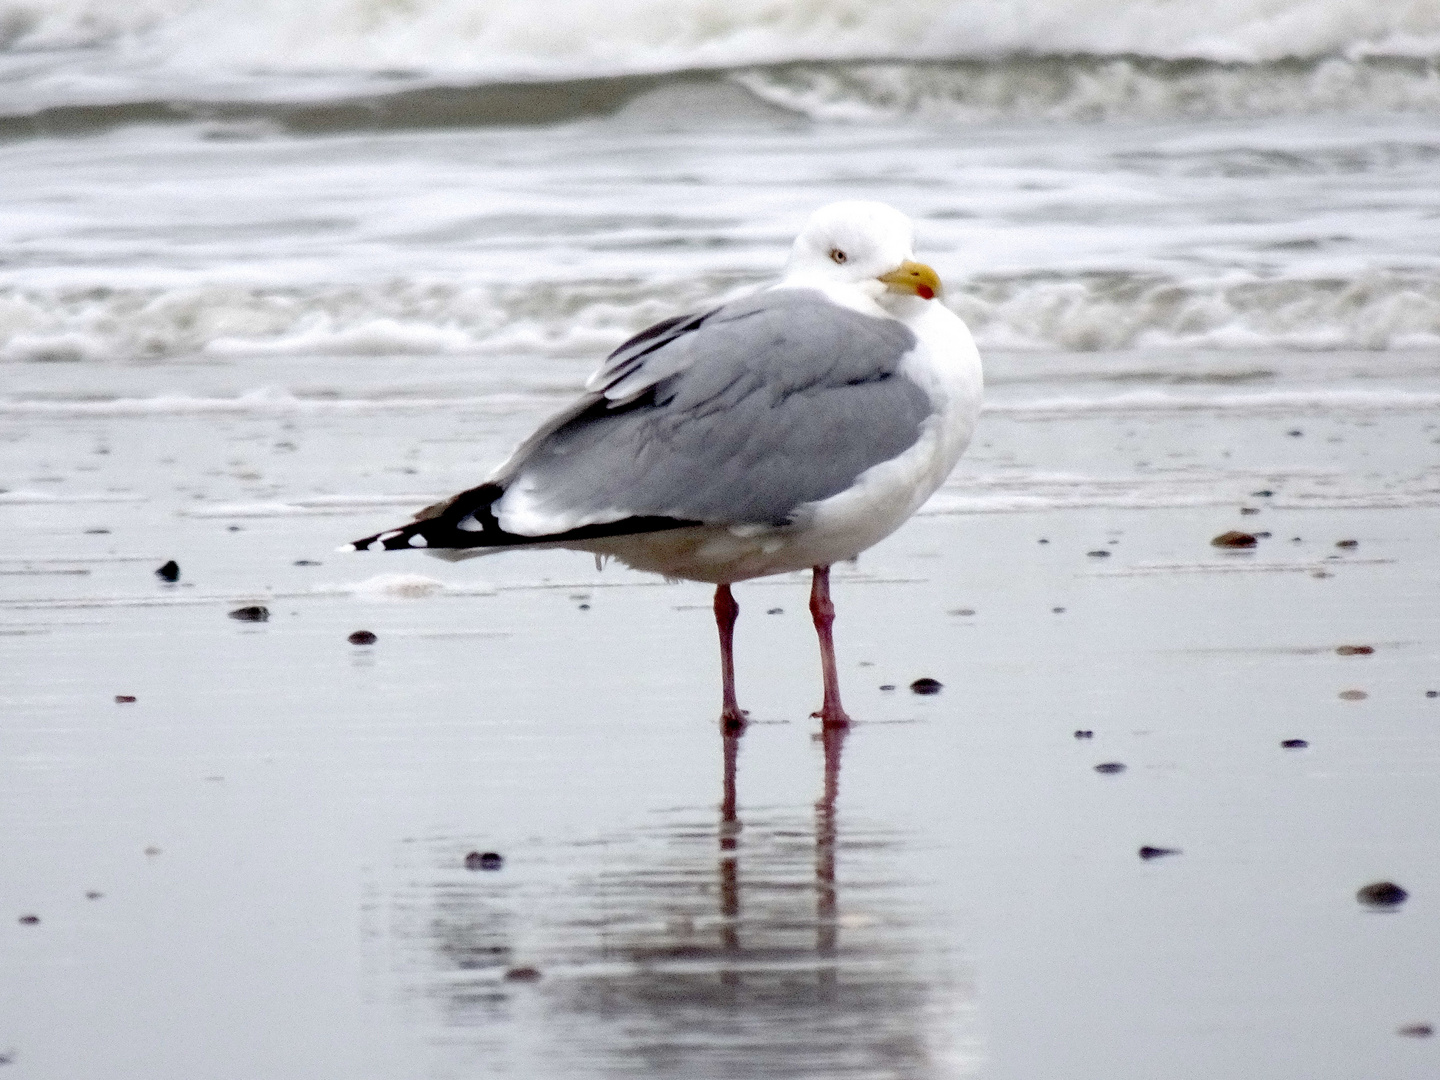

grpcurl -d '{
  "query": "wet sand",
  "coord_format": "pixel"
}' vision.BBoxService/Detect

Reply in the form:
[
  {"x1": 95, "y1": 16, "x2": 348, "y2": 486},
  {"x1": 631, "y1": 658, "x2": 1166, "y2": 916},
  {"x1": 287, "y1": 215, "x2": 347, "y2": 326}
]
[{"x1": 3, "y1": 354, "x2": 1440, "y2": 1079}]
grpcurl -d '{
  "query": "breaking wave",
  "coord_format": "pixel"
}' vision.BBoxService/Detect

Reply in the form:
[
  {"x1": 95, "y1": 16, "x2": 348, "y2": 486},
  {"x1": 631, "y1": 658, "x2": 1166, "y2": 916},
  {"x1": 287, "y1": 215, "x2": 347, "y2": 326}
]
[
  {"x1": 5, "y1": 268, "x2": 1440, "y2": 363},
  {"x1": 2, "y1": 0, "x2": 1439, "y2": 131}
]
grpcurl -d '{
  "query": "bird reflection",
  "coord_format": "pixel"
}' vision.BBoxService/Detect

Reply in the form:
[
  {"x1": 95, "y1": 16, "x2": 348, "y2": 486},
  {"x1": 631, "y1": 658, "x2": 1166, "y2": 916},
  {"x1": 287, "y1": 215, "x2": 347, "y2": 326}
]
[
  {"x1": 814, "y1": 721, "x2": 846, "y2": 980},
  {"x1": 402, "y1": 716, "x2": 968, "y2": 1079},
  {"x1": 717, "y1": 717, "x2": 848, "y2": 993}
]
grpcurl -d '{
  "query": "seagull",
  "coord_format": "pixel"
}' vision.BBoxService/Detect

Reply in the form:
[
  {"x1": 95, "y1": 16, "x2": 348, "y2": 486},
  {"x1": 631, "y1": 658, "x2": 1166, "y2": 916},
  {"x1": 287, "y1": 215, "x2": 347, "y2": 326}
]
[{"x1": 348, "y1": 201, "x2": 983, "y2": 727}]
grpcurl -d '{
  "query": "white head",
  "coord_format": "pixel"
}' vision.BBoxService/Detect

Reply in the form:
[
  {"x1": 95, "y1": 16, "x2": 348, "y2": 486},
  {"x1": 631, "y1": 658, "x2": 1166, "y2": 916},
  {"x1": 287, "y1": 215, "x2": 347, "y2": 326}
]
[{"x1": 783, "y1": 200, "x2": 941, "y2": 304}]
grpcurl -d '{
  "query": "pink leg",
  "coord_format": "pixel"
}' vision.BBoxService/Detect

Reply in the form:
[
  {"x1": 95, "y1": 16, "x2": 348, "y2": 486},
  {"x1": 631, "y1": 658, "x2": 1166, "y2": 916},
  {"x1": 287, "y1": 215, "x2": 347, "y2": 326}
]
[
  {"x1": 714, "y1": 584, "x2": 746, "y2": 730},
  {"x1": 809, "y1": 565, "x2": 852, "y2": 728}
]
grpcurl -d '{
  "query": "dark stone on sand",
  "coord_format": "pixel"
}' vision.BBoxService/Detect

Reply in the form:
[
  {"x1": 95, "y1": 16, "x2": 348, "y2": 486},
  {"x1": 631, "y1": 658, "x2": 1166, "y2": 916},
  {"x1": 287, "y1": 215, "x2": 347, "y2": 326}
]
[
  {"x1": 18, "y1": 914, "x2": 39, "y2": 925},
  {"x1": 1254, "y1": 531, "x2": 1272, "y2": 538},
  {"x1": 1087, "y1": 549, "x2": 1110, "y2": 557},
  {"x1": 766, "y1": 607, "x2": 783, "y2": 614},
  {"x1": 578, "y1": 603, "x2": 590, "y2": 610},
  {"x1": 1038, "y1": 538, "x2": 1049, "y2": 543},
  {"x1": 348, "y1": 630, "x2": 377, "y2": 645},
  {"x1": 227, "y1": 525, "x2": 242, "y2": 532},
  {"x1": 879, "y1": 684, "x2": 896, "y2": 691},
  {"x1": 1428, "y1": 690, "x2": 1439, "y2": 698},
  {"x1": 1281, "y1": 739, "x2": 1309, "y2": 749},
  {"x1": 228, "y1": 605, "x2": 269, "y2": 622},
  {"x1": 465, "y1": 851, "x2": 503, "y2": 871},
  {"x1": 1139, "y1": 846, "x2": 1181, "y2": 860},
  {"x1": 1252, "y1": 490, "x2": 1274, "y2": 497},
  {"x1": 1336, "y1": 539, "x2": 1358, "y2": 548},
  {"x1": 1398, "y1": 1024, "x2": 1434, "y2": 1038},
  {"x1": 948, "y1": 607, "x2": 975, "y2": 616},
  {"x1": 114, "y1": 695, "x2": 136, "y2": 704},
  {"x1": 910, "y1": 677, "x2": 943, "y2": 695},
  {"x1": 155, "y1": 560, "x2": 179, "y2": 582},
  {"x1": 1357, "y1": 881, "x2": 1408, "y2": 908},
  {"x1": 1288, "y1": 429, "x2": 1303, "y2": 436},
  {"x1": 144, "y1": 846, "x2": 161, "y2": 856},
  {"x1": 1339, "y1": 689, "x2": 1368, "y2": 701},
  {"x1": 1240, "y1": 507, "x2": 1259, "y2": 515},
  {"x1": 1336, "y1": 645, "x2": 1374, "y2": 656},
  {"x1": 1212, "y1": 530, "x2": 1257, "y2": 548},
  {"x1": 85, "y1": 527, "x2": 110, "y2": 534},
  {"x1": 86, "y1": 891, "x2": 102, "y2": 900},
  {"x1": 1053, "y1": 606, "x2": 1066, "y2": 613},
  {"x1": 504, "y1": 967, "x2": 542, "y2": 982},
  {"x1": 1074, "y1": 730, "x2": 1094, "y2": 739},
  {"x1": 293, "y1": 559, "x2": 321, "y2": 566},
  {"x1": 1094, "y1": 762, "x2": 1126, "y2": 774}
]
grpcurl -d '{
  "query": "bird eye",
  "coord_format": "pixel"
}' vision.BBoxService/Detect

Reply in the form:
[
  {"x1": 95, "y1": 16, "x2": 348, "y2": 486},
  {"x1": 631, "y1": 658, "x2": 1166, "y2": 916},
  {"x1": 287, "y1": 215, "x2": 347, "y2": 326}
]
[{"x1": 829, "y1": 249, "x2": 847, "y2": 264}]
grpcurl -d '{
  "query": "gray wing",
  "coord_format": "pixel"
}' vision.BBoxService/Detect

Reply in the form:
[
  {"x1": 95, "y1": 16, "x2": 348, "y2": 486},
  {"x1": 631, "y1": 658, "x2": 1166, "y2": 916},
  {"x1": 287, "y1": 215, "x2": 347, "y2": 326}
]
[{"x1": 503, "y1": 288, "x2": 931, "y2": 530}]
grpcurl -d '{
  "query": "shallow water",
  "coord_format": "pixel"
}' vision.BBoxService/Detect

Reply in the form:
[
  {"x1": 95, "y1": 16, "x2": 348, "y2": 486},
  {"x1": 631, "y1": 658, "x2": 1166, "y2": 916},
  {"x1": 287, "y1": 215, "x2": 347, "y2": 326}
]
[{"x1": 5, "y1": 365, "x2": 1440, "y2": 1078}]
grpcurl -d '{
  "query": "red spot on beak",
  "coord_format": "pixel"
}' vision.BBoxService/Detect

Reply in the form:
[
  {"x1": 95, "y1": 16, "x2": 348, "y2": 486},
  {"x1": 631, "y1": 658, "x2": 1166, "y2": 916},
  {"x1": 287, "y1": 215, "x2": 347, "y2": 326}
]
[{"x1": 915, "y1": 284, "x2": 935, "y2": 300}]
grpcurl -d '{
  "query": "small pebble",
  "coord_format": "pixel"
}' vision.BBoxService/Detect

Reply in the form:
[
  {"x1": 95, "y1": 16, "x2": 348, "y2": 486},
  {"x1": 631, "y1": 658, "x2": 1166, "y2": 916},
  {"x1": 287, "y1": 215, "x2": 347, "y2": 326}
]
[
  {"x1": 348, "y1": 630, "x2": 377, "y2": 645},
  {"x1": 1252, "y1": 490, "x2": 1274, "y2": 497},
  {"x1": 1336, "y1": 645, "x2": 1374, "y2": 656},
  {"x1": 1139, "y1": 846, "x2": 1181, "y2": 860},
  {"x1": 114, "y1": 695, "x2": 136, "y2": 704},
  {"x1": 85, "y1": 527, "x2": 110, "y2": 534},
  {"x1": 879, "y1": 684, "x2": 896, "y2": 691},
  {"x1": 1427, "y1": 690, "x2": 1438, "y2": 698},
  {"x1": 18, "y1": 914, "x2": 39, "y2": 925},
  {"x1": 578, "y1": 603, "x2": 590, "y2": 610},
  {"x1": 155, "y1": 560, "x2": 180, "y2": 582},
  {"x1": 1281, "y1": 738, "x2": 1309, "y2": 749},
  {"x1": 948, "y1": 608, "x2": 975, "y2": 616},
  {"x1": 1211, "y1": 530, "x2": 1257, "y2": 548},
  {"x1": 766, "y1": 607, "x2": 783, "y2": 615},
  {"x1": 1052, "y1": 606, "x2": 1065, "y2": 613},
  {"x1": 1397, "y1": 1024, "x2": 1434, "y2": 1038},
  {"x1": 85, "y1": 891, "x2": 102, "y2": 900},
  {"x1": 228, "y1": 605, "x2": 270, "y2": 622},
  {"x1": 465, "y1": 851, "x2": 503, "y2": 871},
  {"x1": 1336, "y1": 539, "x2": 1358, "y2": 549},
  {"x1": 1288, "y1": 429, "x2": 1303, "y2": 437},
  {"x1": 1357, "y1": 881, "x2": 1408, "y2": 908},
  {"x1": 1094, "y1": 762, "x2": 1126, "y2": 774},
  {"x1": 1086, "y1": 549, "x2": 1110, "y2": 558},
  {"x1": 293, "y1": 559, "x2": 321, "y2": 566},
  {"x1": 1338, "y1": 689, "x2": 1368, "y2": 701},
  {"x1": 1037, "y1": 538, "x2": 1049, "y2": 544},
  {"x1": 144, "y1": 846, "x2": 161, "y2": 856},
  {"x1": 227, "y1": 525, "x2": 242, "y2": 532},
  {"x1": 1240, "y1": 507, "x2": 1259, "y2": 515},
  {"x1": 1253, "y1": 531, "x2": 1271, "y2": 538},
  {"x1": 1073, "y1": 730, "x2": 1093, "y2": 739},
  {"x1": 909, "y1": 677, "x2": 943, "y2": 695},
  {"x1": 504, "y1": 967, "x2": 542, "y2": 982}
]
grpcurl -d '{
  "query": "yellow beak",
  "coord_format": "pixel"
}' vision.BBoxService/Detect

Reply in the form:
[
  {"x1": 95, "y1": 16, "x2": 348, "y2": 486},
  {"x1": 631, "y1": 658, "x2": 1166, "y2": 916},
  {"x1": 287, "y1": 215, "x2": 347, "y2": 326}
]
[{"x1": 877, "y1": 260, "x2": 942, "y2": 300}]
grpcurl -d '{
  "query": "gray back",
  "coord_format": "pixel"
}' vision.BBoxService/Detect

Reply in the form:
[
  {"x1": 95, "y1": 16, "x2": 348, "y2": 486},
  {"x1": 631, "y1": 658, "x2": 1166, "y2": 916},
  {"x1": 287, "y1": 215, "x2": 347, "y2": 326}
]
[{"x1": 512, "y1": 289, "x2": 931, "y2": 527}]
